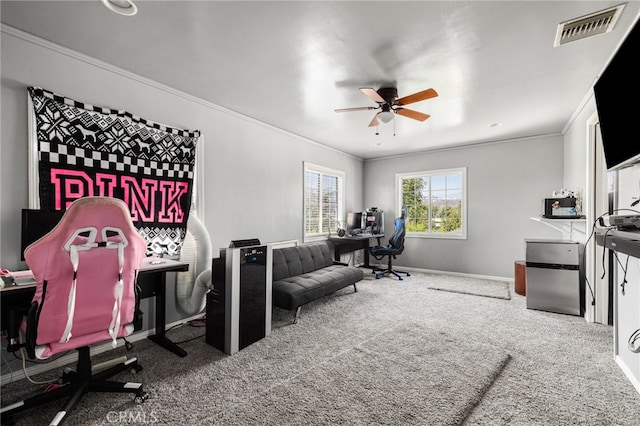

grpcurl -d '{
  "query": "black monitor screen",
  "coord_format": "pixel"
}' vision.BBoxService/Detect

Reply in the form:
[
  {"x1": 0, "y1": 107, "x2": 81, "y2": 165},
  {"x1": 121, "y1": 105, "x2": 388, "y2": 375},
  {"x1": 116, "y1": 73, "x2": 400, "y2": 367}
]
[
  {"x1": 346, "y1": 212, "x2": 362, "y2": 232},
  {"x1": 21, "y1": 209, "x2": 65, "y2": 260}
]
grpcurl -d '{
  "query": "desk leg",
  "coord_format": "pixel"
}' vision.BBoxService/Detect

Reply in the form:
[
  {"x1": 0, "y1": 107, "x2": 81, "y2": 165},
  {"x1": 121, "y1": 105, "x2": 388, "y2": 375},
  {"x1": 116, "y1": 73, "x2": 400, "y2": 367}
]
[
  {"x1": 363, "y1": 241, "x2": 370, "y2": 268},
  {"x1": 147, "y1": 272, "x2": 187, "y2": 357},
  {"x1": 361, "y1": 238, "x2": 382, "y2": 270}
]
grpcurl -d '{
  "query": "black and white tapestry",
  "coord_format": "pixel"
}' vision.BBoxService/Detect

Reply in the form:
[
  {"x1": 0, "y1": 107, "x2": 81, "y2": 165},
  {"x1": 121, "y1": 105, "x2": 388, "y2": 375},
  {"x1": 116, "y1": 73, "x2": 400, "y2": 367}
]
[{"x1": 28, "y1": 87, "x2": 201, "y2": 256}]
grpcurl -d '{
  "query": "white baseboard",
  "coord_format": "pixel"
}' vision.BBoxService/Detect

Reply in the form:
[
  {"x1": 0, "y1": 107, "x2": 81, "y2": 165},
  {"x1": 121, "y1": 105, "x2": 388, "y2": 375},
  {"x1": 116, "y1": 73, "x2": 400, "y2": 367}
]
[
  {"x1": 1, "y1": 314, "x2": 204, "y2": 385},
  {"x1": 615, "y1": 355, "x2": 640, "y2": 395},
  {"x1": 398, "y1": 266, "x2": 513, "y2": 283}
]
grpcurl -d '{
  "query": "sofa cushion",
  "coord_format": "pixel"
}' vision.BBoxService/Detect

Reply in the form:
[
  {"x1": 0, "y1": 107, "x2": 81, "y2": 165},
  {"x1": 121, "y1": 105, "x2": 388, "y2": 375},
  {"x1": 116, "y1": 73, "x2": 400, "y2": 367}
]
[
  {"x1": 272, "y1": 264, "x2": 363, "y2": 310},
  {"x1": 272, "y1": 242, "x2": 334, "y2": 281},
  {"x1": 272, "y1": 241, "x2": 363, "y2": 311}
]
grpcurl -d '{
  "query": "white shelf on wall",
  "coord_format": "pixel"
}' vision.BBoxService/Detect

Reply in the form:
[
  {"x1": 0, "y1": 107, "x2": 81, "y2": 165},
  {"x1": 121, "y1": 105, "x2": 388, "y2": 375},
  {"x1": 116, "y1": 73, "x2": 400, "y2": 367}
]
[{"x1": 529, "y1": 216, "x2": 587, "y2": 241}]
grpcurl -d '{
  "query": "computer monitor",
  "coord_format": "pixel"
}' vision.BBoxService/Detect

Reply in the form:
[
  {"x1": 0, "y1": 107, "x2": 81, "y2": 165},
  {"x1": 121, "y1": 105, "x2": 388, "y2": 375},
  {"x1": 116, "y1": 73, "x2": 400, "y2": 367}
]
[
  {"x1": 345, "y1": 212, "x2": 363, "y2": 234},
  {"x1": 20, "y1": 209, "x2": 65, "y2": 260},
  {"x1": 365, "y1": 211, "x2": 384, "y2": 234}
]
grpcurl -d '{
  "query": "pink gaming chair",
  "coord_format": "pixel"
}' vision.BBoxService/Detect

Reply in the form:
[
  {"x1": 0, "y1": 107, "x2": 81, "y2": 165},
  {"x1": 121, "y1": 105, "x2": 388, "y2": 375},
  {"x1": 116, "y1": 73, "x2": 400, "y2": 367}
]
[{"x1": 1, "y1": 197, "x2": 149, "y2": 425}]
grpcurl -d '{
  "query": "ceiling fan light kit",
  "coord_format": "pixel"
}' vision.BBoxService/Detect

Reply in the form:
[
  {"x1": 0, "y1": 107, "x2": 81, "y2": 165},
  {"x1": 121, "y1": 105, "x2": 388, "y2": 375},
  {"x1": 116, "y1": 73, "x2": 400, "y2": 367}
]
[
  {"x1": 100, "y1": 0, "x2": 138, "y2": 16},
  {"x1": 335, "y1": 86, "x2": 437, "y2": 130},
  {"x1": 377, "y1": 108, "x2": 395, "y2": 124}
]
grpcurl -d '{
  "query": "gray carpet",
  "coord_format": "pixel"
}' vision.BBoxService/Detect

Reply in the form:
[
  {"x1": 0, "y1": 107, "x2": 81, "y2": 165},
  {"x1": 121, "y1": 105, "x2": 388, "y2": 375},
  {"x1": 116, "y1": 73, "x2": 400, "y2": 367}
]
[
  {"x1": 209, "y1": 324, "x2": 510, "y2": 425},
  {"x1": 428, "y1": 274, "x2": 511, "y2": 300},
  {"x1": 2, "y1": 271, "x2": 640, "y2": 425}
]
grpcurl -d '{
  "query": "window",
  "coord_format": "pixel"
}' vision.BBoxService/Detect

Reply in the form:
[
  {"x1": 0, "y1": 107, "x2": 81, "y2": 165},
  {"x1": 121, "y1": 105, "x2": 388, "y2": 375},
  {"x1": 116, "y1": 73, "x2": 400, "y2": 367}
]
[
  {"x1": 397, "y1": 167, "x2": 466, "y2": 239},
  {"x1": 304, "y1": 162, "x2": 344, "y2": 241}
]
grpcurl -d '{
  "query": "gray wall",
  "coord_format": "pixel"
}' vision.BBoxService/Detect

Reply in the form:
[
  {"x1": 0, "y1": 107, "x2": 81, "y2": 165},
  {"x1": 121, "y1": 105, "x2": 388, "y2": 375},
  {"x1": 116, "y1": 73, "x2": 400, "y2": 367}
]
[
  {"x1": 363, "y1": 136, "x2": 563, "y2": 278},
  {"x1": 0, "y1": 28, "x2": 364, "y2": 327}
]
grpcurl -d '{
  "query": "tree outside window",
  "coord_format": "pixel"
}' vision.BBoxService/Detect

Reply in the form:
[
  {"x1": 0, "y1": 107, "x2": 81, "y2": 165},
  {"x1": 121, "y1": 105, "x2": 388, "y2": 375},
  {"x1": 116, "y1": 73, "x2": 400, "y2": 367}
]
[
  {"x1": 304, "y1": 162, "x2": 344, "y2": 241},
  {"x1": 398, "y1": 168, "x2": 466, "y2": 238}
]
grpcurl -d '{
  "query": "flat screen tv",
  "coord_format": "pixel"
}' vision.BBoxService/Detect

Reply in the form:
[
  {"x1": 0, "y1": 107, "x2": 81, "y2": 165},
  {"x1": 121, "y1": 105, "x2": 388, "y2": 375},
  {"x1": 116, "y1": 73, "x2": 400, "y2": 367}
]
[{"x1": 593, "y1": 18, "x2": 640, "y2": 171}]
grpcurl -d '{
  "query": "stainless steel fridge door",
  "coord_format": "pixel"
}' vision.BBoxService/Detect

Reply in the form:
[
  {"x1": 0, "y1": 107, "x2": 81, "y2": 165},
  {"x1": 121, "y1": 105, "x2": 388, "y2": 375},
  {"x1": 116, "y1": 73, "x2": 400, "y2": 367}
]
[
  {"x1": 525, "y1": 240, "x2": 579, "y2": 266},
  {"x1": 525, "y1": 267, "x2": 581, "y2": 315}
]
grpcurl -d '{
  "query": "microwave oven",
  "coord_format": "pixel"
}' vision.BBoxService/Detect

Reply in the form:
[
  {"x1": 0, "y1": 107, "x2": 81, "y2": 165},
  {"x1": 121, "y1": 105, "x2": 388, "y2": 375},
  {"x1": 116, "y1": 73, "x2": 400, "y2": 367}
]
[{"x1": 543, "y1": 197, "x2": 579, "y2": 219}]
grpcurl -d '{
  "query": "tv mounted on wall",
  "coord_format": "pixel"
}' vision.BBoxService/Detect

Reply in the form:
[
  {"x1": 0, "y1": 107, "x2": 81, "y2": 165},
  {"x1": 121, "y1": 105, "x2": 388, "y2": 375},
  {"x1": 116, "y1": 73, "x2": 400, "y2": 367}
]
[{"x1": 593, "y1": 17, "x2": 640, "y2": 171}]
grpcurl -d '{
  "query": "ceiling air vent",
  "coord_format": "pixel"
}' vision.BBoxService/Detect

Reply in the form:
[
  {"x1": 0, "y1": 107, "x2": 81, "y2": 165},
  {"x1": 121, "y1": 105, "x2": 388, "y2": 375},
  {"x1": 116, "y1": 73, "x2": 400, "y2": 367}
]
[{"x1": 554, "y1": 4, "x2": 625, "y2": 47}]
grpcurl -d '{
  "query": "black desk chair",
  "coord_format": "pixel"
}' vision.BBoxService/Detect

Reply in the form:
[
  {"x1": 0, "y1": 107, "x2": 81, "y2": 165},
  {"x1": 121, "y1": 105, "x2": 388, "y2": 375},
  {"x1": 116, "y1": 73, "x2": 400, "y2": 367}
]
[{"x1": 370, "y1": 206, "x2": 410, "y2": 280}]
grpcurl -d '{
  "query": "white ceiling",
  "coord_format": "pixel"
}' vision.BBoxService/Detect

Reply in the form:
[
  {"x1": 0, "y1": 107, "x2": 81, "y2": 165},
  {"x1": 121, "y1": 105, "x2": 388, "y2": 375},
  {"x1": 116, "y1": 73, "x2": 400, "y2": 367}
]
[{"x1": 2, "y1": 1, "x2": 639, "y2": 159}]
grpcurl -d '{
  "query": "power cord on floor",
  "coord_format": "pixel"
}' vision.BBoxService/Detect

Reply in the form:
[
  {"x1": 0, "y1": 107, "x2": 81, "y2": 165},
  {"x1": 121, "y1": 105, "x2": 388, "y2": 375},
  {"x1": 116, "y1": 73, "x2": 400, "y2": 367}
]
[
  {"x1": 19, "y1": 347, "x2": 58, "y2": 385},
  {"x1": 165, "y1": 315, "x2": 207, "y2": 345},
  {"x1": 188, "y1": 317, "x2": 206, "y2": 328},
  {"x1": 174, "y1": 333, "x2": 206, "y2": 345}
]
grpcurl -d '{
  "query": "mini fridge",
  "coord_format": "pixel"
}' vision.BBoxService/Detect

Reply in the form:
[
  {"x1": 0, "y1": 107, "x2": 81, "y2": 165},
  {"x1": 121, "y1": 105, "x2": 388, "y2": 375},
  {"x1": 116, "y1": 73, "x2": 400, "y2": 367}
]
[{"x1": 525, "y1": 239, "x2": 583, "y2": 316}]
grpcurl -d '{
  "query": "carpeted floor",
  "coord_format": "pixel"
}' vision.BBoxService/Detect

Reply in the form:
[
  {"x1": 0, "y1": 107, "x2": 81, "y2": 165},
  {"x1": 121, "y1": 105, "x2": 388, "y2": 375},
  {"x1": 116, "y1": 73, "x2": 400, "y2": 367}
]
[
  {"x1": 2, "y1": 271, "x2": 639, "y2": 425},
  {"x1": 427, "y1": 275, "x2": 511, "y2": 300},
  {"x1": 209, "y1": 324, "x2": 510, "y2": 425}
]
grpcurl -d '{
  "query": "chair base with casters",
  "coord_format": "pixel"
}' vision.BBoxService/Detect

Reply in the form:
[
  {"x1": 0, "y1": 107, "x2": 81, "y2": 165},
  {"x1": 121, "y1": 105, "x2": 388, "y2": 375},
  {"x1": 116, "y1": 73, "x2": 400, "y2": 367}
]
[
  {"x1": 0, "y1": 345, "x2": 148, "y2": 426},
  {"x1": 371, "y1": 253, "x2": 411, "y2": 280}
]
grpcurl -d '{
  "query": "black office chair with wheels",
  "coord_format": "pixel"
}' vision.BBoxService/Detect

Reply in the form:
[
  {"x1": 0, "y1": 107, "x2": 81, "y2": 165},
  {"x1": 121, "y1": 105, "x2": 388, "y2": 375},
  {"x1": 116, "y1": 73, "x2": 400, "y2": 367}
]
[{"x1": 370, "y1": 206, "x2": 410, "y2": 280}]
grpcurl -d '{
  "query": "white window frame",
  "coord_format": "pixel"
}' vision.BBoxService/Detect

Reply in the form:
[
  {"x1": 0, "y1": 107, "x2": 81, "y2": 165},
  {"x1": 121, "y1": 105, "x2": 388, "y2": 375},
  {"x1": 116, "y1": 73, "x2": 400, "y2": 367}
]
[
  {"x1": 303, "y1": 162, "x2": 345, "y2": 242},
  {"x1": 396, "y1": 167, "x2": 467, "y2": 239}
]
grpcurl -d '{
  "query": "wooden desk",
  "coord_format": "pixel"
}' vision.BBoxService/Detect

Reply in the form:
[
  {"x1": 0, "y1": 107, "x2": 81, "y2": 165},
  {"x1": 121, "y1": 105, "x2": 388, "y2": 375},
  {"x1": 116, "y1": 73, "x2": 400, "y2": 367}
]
[
  {"x1": 328, "y1": 234, "x2": 384, "y2": 268},
  {"x1": 0, "y1": 258, "x2": 189, "y2": 357}
]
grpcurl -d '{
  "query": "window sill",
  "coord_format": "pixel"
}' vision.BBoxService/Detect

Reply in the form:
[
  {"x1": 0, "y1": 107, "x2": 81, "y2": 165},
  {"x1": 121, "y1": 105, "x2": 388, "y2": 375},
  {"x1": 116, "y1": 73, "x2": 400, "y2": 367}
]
[
  {"x1": 406, "y1": 233, "x2": 467, "y2": 240},
  {"x1": 303, "y1": 235, "x2": 329, "y2": 244}
]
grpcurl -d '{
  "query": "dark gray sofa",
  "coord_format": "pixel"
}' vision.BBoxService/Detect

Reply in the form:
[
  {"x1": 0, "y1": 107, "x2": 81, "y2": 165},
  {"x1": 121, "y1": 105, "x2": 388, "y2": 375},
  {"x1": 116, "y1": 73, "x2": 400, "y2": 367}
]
[{"x1": 272, "y1": 241, "x2": 363, "y2": 323}]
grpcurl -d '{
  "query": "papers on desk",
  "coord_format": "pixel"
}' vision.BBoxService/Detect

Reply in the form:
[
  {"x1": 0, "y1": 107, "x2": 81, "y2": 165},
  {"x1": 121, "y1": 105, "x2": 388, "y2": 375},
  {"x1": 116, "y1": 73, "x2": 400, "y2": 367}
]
[
  {"x1": 144, "y1": 256, "x2": 167, "y2": 265},
  {"x1": 0, "y1": 269, "x2": 36, "y2": 287}
]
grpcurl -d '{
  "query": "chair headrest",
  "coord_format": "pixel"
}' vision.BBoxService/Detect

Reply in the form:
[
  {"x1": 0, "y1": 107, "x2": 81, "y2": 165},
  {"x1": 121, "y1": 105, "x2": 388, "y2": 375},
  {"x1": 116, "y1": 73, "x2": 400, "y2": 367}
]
[{"x1": 24, "y1": 196, "x2": 147, "y2": 270}]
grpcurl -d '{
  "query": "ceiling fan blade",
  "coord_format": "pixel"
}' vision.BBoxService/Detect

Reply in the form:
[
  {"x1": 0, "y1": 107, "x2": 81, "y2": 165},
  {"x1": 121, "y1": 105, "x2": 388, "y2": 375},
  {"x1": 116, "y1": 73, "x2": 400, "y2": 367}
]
[
  {"x1": 368, "y1": 114, "x2": 379, "y2": 127},
  {"x1": 334, "y1": 106, "x2": 377, "y2": 113},
  {"x1": 395, "y1": 108, "x2": 431, "y2": 121},
  {"x1": 360, "y1": 87, "x2": 385, "y2": 103},
  {"x1": 395, "y1": 88, "x2": 438, "y2": 106}
]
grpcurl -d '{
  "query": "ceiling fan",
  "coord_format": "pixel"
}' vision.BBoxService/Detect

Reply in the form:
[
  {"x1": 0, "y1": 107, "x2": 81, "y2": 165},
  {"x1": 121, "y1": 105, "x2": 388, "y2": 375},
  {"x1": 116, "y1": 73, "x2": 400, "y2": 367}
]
[{"x1": 335, "y1": 87, "x2": 438, "y2": 127}]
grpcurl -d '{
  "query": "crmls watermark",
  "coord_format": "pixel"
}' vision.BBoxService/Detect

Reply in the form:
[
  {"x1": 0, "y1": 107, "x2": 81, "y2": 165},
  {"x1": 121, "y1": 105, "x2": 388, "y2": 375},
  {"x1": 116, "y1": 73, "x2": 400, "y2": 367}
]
[{"x1": 106, "y1": 411, "x2": 159, "y2": 424}]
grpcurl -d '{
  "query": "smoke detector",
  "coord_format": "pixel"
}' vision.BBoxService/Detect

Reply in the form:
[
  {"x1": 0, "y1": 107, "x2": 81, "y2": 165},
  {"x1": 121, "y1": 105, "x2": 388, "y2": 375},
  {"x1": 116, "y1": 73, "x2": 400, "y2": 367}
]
[{"x1": 554, "y1": 4, "x2": 625, "y2": 47}]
